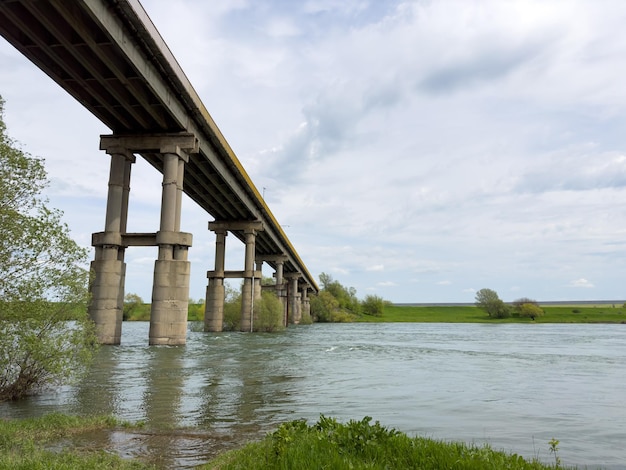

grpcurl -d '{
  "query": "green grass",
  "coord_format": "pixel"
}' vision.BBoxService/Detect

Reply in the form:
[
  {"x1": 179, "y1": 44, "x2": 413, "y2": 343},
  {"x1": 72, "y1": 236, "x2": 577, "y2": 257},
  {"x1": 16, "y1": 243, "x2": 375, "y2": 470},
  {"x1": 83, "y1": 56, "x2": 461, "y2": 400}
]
[
  {"x1": 202, "y1": 415, "x2": 571, "y2": 470},
  {"x1": 357, "y1": 304, "x2": 626, "y2": 323},
  {"x1": 0, "y1": 413, "x2": 153, "y2": 469}
]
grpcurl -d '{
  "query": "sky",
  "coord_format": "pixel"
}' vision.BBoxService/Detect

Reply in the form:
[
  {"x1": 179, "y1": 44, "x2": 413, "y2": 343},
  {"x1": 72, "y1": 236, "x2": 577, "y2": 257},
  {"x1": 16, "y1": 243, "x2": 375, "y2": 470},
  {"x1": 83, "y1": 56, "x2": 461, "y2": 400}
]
[{"x1": 2, "y1": 0, "x2": 626, "y2": 303}]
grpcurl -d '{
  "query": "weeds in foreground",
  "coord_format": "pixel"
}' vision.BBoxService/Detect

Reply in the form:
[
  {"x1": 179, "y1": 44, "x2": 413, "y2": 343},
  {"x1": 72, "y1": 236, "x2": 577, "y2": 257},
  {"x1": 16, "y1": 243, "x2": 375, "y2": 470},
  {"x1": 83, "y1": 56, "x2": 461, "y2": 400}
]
[
  {"x1": 549, "y1": 437, "x2": 562, "y2": 468},
  {"x1": 204, "y1": 415, "x2": 575, "y2": 469}
]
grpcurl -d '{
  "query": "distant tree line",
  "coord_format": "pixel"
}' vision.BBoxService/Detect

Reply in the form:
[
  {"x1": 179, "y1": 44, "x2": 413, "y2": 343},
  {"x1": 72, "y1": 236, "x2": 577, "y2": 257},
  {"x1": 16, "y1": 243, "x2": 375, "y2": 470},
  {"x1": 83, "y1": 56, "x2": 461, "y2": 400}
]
[{"x1": 474, "y1": 288, "x2": 544, "y2": 320}]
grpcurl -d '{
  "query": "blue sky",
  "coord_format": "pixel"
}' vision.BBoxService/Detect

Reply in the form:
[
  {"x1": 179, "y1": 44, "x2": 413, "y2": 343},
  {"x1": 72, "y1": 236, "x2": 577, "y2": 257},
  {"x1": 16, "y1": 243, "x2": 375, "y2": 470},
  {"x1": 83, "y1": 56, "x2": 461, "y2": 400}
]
[{"x1": 2, "y1": 0, "x2": 626, "y2": 303}]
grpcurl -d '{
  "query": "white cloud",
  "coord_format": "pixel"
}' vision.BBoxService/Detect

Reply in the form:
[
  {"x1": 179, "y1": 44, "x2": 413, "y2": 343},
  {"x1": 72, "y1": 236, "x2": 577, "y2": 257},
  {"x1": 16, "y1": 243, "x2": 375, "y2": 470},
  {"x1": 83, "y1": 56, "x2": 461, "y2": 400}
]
[{"x1": 569, "y1": 278, "x2": 595, "y2": 289}]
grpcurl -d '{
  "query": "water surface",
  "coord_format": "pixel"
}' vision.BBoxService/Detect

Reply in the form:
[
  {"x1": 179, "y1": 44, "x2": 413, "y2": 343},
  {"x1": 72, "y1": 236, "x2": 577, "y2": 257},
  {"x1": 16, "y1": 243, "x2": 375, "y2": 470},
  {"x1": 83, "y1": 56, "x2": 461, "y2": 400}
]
[{"x1": 1, "y1": 322, "x2": 624, "y2": 468}]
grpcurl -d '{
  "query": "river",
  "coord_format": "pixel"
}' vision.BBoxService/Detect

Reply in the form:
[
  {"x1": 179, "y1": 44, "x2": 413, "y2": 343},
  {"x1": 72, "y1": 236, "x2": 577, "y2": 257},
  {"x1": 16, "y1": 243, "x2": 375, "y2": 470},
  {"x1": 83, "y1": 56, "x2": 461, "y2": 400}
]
[{"x1": 1, "y1": 322, "x2": 625, "y2": 468}]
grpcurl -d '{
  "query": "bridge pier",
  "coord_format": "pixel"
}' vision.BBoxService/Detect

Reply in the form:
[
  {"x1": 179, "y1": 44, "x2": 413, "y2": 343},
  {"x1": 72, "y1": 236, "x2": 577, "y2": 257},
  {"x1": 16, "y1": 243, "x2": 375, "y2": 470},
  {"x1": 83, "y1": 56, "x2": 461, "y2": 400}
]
[
  {"x1": 149, "y1": 146, "x2": 192, "y2": 345},
  {"x1": 205, "y1": 221, "x2": 266, "y2": 332},
  {"x1": 89, "y1": 134, "x2": 198, "y2": 345},
  {"x1": 204, "y1": 228, "x2": 227, "y2": 332}
]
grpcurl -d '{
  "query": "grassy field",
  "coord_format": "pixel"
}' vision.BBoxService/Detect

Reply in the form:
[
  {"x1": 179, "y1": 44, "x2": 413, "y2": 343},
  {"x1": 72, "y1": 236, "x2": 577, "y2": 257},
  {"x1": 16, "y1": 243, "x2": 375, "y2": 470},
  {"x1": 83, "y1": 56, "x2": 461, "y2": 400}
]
[{"x1": 358, "y1": 304, "x2": 626, "y2": 323}]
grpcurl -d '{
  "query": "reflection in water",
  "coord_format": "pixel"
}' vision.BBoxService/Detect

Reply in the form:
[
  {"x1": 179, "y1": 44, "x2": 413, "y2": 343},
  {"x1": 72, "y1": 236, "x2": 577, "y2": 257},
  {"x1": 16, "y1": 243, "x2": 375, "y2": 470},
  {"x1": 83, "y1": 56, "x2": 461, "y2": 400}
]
[{"x1": 1, "y1": 322, "x2": 625, "y2": 469}]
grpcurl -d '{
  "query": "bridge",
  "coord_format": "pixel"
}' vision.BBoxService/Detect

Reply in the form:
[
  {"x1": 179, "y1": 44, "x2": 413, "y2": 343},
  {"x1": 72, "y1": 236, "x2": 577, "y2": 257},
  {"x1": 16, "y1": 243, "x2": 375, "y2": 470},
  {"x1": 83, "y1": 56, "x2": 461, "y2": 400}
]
[{"x1": 0, "y1": 0, "x2": 319, "y2": 345}]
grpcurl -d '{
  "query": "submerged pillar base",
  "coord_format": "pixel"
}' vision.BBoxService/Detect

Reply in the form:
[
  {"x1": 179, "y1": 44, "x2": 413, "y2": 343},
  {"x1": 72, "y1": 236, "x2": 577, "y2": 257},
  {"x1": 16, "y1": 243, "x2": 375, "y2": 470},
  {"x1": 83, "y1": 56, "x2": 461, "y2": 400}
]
[
  {"x1": 149, "y1": 258, "x2": 190, "y2": 345},
  {"x1": 89, "y1": 258, "x2": 124, "y2": 345},
  {"x1": 204, "y1": 278, "x2": 225, "y2": 332}
]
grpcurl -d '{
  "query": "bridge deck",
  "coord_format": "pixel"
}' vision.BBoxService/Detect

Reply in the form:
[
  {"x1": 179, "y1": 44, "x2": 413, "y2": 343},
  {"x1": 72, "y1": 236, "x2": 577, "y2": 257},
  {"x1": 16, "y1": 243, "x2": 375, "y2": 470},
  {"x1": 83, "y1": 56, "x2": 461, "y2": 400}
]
[{"x1": 0, "y1": 0, "x2": 317, "y2": 291}]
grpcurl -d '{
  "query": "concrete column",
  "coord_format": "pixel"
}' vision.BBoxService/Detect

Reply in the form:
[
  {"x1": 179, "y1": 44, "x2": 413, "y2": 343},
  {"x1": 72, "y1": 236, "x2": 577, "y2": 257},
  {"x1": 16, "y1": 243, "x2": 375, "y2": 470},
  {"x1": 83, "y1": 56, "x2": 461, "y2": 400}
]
[
  {"x1": 240, "y1": 228, "x2": 257, "y2": 332},
  {"x1": 286, "y1": 275, "x2": 301, "y2": 324},
  {"x1": 254, "y1": 259, "x2": 263, "y2": 301},
  {"x1": 301, "y1": 287, "x2": 310, "y2": 321},
  {"x1": 205, "y1": 229, "x2": 227, "y2": 332},
  {"x1": 89, "y1": 150, "x2": 134, "y2": 344},
  {"x1": 150, "y1": 149, "x2": 191, "y2": 345},
  {"x1": 274, "y1": 260, "x2": 287, "y2": 326}
]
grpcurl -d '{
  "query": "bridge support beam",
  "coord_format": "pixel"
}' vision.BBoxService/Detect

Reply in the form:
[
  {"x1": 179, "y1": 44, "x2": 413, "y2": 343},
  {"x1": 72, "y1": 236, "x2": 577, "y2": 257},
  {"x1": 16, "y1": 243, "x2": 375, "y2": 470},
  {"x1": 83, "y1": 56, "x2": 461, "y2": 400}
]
[{"x1": 89, "y1": 149, "x2": 135, "y2": 344}]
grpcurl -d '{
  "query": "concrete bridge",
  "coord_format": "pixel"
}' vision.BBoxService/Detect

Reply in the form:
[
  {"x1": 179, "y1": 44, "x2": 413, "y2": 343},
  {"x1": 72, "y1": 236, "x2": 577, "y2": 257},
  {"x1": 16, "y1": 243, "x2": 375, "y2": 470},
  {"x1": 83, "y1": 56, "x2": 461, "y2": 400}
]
[{"x1": 0, "y1": 0, "x2": 319, "y2": 345}]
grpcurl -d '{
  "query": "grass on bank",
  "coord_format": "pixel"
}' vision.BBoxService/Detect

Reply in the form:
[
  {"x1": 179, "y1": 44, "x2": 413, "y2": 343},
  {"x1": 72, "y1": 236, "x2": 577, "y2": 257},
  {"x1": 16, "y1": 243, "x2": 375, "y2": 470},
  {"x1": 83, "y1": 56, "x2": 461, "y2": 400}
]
[
  {"x1": 2, "y1": 413, "x2": 576, "y2": 470},
  {"x1": 202, "y1": 415, "x2": 571, "y2": 470},
  {"x1": 0, "y1": 413, "x2": 153, "y2": 469},
  {"x1": 357, "y1": 304, "x2": 626, "y2": 323}
]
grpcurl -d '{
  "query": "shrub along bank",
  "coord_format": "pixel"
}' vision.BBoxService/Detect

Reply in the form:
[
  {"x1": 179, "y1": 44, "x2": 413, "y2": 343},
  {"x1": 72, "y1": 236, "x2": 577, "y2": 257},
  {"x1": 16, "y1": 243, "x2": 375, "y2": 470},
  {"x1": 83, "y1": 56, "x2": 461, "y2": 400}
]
[{"x1": 203, "y1": 415, "x2": 571, "y2": 470}]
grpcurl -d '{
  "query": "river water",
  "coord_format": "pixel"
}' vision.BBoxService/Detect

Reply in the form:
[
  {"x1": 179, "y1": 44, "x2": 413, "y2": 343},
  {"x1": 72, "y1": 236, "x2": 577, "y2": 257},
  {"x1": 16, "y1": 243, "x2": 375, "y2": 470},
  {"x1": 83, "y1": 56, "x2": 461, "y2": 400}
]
[{"x1": 1, "y1": 322, "x2": 625, "y2": 468}]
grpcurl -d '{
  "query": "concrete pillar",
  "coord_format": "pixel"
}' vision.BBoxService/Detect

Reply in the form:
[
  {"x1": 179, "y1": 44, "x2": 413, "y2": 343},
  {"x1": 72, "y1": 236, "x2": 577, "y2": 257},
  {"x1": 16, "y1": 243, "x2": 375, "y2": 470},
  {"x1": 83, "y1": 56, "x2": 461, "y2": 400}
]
[
  {"x1": 301, "y1": 287, "x2": 311, "y2": 320},
  {"x1": 149, "y1": 149, "x2": 191, "y2": 345},
  {"x1": 274, "y1": 260, "x2": 287, "y2": 326},
  {"x1": 205, "y1": 229, "x2": 227, "y2": 332},
  {"x1": 240, "y1": 228, "x2": 258, "y2": 332},
  {"x1": 254, "y1": 259, "x2": 263, "y2": 301},
  {"x1": 89, "y1": 150, "x2": 134, "y2": 344},
  {"x1": 286, "y1": 274, "x2": 301, "y2": 324}
]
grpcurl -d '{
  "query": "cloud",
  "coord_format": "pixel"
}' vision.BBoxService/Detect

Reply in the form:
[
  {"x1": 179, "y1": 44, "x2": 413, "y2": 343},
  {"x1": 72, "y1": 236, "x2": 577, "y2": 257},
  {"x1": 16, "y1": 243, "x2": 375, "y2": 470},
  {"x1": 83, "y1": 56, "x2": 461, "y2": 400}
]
[
  {"x1": 569, "y1": 278, "x2": 595, "y2": 289},
  {"x1": 3, "y1": 0, "x2": 626, "y2": 303}
]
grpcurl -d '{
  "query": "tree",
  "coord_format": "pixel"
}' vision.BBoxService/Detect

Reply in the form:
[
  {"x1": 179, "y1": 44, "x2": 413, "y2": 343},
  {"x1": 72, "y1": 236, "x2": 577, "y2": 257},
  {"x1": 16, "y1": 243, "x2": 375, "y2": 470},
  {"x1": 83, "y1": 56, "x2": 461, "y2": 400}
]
[
  {"x1": 475, "y1": 288, "x2": 510, "y2": 319},
  {"x1": 519, "y1": 303, "x2": 544, "y2": 321},
  {"x1": 512, "y1": 297, "x2": 539, "y2": 311},
  {"x1": 0, "y1": 96, "x2": 97, "y2": 401},
  {"x1": 123, "y1": 293, "x2": 146, "y2": 321},
  {"x1": 361, "y1": 295, "x2": 385, "y2": 316}
]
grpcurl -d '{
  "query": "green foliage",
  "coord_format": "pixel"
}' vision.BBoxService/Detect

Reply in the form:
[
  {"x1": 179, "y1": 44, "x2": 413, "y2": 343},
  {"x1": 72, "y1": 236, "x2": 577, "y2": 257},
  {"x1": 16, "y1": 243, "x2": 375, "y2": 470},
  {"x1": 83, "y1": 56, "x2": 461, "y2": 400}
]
[
  {"x1": 318, "y1": 272, "x2": 360, "y2": 312},
  {"x1": 475, "y1": 288, "x2": 511, "y2": 318},
  {"x1": 188, "y1": 299, "x2": 205, "y2": 321},
  {"x1": 312, "y1": 273, "x2": 390, "y2": 323},
  {"x1": 203, "y1": 415, "x2": 567, "y2": 469},
  {"x1": 0, "y1": 96, "x2": 97, "y2": 401},
  {"x1": 123, "y1": 293, "x2": 150, "y2": 321},
  {"x1": 253, "y1": 291, "x2": 284, "y2": 332},
  {"x1": 361, "y1": 294, "x2": 385, "y2": 316},
  {"x1": 549, "y1": 438, "x2": 561, "y2": 468},
  {"x1": 223, "y1": 285, "x2": 242, "y2": 331},
  {"x1": 519, "y1": 303, "x2": 544, "y2": 321}
]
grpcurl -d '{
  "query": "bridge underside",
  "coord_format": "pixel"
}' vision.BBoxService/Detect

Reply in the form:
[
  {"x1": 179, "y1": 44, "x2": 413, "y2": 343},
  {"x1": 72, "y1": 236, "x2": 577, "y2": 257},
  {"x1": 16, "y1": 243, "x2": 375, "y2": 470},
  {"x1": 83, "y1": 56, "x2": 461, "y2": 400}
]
[
  {"x1": 0, "y1": 0, "x2": 315, "y2": 277},
  {"x1": 0, "y1": 0, "x2": 317, "y2": 343}
]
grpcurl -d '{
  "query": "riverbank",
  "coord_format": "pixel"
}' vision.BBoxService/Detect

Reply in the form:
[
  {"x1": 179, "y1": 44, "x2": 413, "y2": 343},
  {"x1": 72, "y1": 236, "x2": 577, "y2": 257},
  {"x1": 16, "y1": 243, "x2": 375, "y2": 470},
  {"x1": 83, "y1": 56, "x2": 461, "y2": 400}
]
[
  {"x1": 1, "y1": 414, "x2": 570, "y2": 469},
  {"x1": 358, "y1": 304, "x2": 626, "y2": 323}
]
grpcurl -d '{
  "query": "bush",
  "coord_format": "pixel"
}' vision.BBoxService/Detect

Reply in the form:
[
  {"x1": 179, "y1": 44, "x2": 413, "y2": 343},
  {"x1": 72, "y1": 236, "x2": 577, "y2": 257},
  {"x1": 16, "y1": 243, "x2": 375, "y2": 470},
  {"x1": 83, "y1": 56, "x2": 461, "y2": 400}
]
[
  {"x1": 253, "y1": 291, "x2": 284, "y2": 332},
  {"x1": 361, "y1": 295, "x2": 385, "y2": 316},
  {"x1": 519, "y1": 303, "x2": 544, "y2": 321}
]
